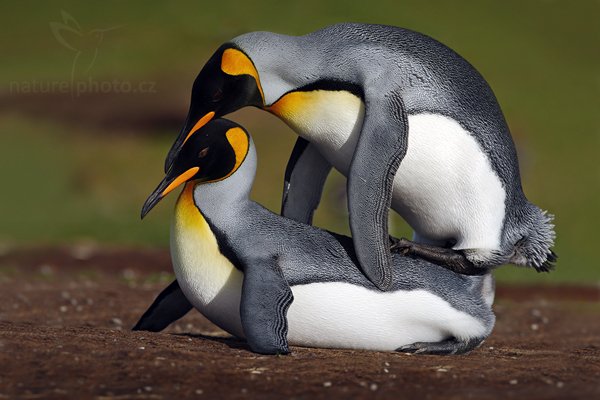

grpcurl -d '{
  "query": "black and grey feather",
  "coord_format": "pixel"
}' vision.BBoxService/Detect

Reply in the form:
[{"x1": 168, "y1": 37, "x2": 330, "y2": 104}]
[
  {"x1": 137, "y1": 119, "x2": 496, "y2": 355},
  {"x1": 165, "y1": 23, "x2": 556, "y2": 290}
]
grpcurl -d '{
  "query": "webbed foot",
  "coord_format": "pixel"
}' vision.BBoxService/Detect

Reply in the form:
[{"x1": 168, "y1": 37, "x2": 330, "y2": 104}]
[
  {"x1": 397, "y1": 337, "x2": 484, "y2": 355},
  {"x1": 391, "y1": 238, "x2": 487, "y2": 276}
]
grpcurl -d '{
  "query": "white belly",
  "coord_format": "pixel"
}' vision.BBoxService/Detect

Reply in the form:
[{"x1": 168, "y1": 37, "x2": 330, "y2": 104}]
[
  {"x1": 170, "y1": 184, "x2": 245, "y2": 338},
  {"x1": 287, "y1": 281, "x2": 486, "y2": 351},
  {"x1": 174, "y1": 248, "x2": 487, "y2": 351},
  {"x1": 270, "y1": 91, "x2": 506, "y2": 250},
  {"x1": 171, "y1": 185, "x2": 487, "y2": 351}
]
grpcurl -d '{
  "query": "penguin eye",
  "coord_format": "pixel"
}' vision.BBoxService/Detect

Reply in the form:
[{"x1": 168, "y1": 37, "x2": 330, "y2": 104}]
[{"x1": 198, "y1": 147, "x2": 210, "y2": 158}]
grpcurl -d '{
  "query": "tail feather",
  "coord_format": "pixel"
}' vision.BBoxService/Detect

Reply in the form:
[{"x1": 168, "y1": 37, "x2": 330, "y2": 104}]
[{"x1": 509, "y1": 206, "x2": 557, "y2": 272}]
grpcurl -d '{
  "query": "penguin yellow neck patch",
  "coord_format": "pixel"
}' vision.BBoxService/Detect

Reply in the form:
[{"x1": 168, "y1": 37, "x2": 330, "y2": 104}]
[
  {"x1": 221, "y1": 48, "x2": 264, "y2": 102},
  {"x1": 268, "y1": 89, "x2": 363, "y2": 138},
  {"x1": 175, "y1": 182, "x2": 203, "y2": 227}
]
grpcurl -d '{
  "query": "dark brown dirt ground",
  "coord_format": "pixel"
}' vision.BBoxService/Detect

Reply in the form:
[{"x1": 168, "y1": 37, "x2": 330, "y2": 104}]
[{"x1": 0, "y1": 246, "x2": 598, "y2": 399}]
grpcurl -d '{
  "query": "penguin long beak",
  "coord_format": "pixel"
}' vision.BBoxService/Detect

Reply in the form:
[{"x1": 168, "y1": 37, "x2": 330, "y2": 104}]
[
  {"x1": 141, "y1": 167, "x2": 200, "y2": 219},
  {"x1": 165, "y1": 112, "x2": 215, "y2": 172}
]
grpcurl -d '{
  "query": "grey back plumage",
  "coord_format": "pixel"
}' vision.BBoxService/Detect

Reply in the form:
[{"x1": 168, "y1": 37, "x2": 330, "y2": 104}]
[
  {"x1": 233, "y1": 23, "x2": 521, "y2": 191},
  {"x1": 195, "y1": 136, "x2": 495, "y2": 333},
  {"x1": 232, "y1": 22, "x2": 555, "y2": 268}
]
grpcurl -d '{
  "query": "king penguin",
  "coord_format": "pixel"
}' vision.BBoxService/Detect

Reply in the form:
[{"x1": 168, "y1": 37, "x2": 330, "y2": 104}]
[
  {"x1": 134, "y1": 118, "x2": 496, "y2": 355},
  {"x1": 164, "y1": 23, "x2": 556, "y2": 290}
]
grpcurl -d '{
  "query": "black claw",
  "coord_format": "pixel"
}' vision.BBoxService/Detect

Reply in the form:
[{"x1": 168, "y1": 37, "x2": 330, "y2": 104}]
[
  {"x1": 397, "y1": 345, "x2": 419, "y2": 354},
  {"x1": 390, "y1": 237, "x2": 411, "y2": 252}
]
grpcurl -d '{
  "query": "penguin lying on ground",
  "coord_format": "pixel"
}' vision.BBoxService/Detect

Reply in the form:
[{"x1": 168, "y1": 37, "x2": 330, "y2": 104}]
[
  {"x1": 134, "y1": 119, "x2": 496, "y2": 355},
  {"x1": 164, "y1": 23, "x2": 556, "y2": 290}
]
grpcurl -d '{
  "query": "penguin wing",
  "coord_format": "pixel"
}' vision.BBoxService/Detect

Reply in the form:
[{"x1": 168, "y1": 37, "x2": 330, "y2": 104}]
[
  {"x1": 281, "y1": 138, "x2": 332, "y2": 224},
  {"x1": 132, "y1": 280, "x2": 193, "y2": 332},
  {"x1": 239, "y1": 257, "x2": 293, "y2": 355},
  {"x1": 347, "y1": 91, "x2": 409, "y2": 291}
]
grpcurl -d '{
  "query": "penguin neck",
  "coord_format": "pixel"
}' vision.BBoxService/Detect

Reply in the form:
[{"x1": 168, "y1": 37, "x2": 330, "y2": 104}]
[
  {"x1": 192, "y1": 140, "x2": 257, "y2": 225},
  {"x1": 232, "y1": 32, "x2": 320, "y2": 106},
  {"x1": 170, "y1": 174, "x2": 246, "y2": 339}
]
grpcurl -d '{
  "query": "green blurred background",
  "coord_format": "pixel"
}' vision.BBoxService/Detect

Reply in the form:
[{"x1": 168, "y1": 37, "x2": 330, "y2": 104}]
[{"x1": 0, "y1": 1, "x2": 598, "y2": 284}]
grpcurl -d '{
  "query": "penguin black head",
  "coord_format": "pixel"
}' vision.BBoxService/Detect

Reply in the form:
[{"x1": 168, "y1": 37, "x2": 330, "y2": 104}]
[
  {"x1": 142, "y1": 118, "x2": 250, "y2": 219},
  {"x1": 165, "y1": 44, "x2": 263, "y2": 172}
]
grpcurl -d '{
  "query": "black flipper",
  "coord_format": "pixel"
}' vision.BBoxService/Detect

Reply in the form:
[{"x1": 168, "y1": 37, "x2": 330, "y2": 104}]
[
  {"x1": 347, "y1": 93, "x2": 409, "y2": 291},
  {"x1": 281, "y1": 138, "x2": 332, "y2": 225},
  {"x1": 397, "y1": 336, "x2": 485, "y2": 355},
  {"x1": 132, "y1": 280, "x2": 193, "y2": 332},
  {"x1": 240, "y1": 258, "x2": 294, "y2": 355}
]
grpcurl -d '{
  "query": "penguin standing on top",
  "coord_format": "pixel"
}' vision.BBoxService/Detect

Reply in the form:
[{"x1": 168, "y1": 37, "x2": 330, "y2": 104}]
[
  {"x1": 134, "y1": 119, "x2": 496, "y2": 355},
  {"x1": 165, "y1": 23, "x2": 556, "y2": 290}
]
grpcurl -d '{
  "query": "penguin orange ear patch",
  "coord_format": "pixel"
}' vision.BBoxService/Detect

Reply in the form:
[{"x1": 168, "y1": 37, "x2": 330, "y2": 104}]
[
  {"x1": 225, "y1": 127, "x2": 249, "y2": 174},
  {"x1": 221, "y1": 48, "x2": 264, "y2": 101},
  {"x1": 221, "y1": 48, "x2": 256, "y2": 77}
]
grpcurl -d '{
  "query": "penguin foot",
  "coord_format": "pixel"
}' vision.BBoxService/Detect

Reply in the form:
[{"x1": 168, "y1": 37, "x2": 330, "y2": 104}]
[
  {"x1": 397, "y1": 337, "x2": 484, "y2": 355},
  {"x1": 391, "y1": 238, "x2": 487, "y2": 276},
  {"x1": 390, "y1": 237, "x2": 412, "y2": 255}
]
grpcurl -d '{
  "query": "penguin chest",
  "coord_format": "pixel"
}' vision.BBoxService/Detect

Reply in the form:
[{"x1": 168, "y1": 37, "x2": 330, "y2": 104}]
[
  {"x1": 269, "y1": 91, "x2": 506, "y2": 249},
  {"x1": 269, "y1": 90, "x2": 364, "y2": 173},
  {"x1": 170, "y1": 184, "x2": 245, "y2": 338}
]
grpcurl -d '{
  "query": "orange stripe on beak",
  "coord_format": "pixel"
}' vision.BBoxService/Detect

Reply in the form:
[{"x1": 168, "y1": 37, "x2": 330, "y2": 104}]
[
  {"x1": 161, "y1": 167, "x2": 200, "y2": 197},
  {"x1": 182, "y1": 112, "x2": 215, "y2": 146}
]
